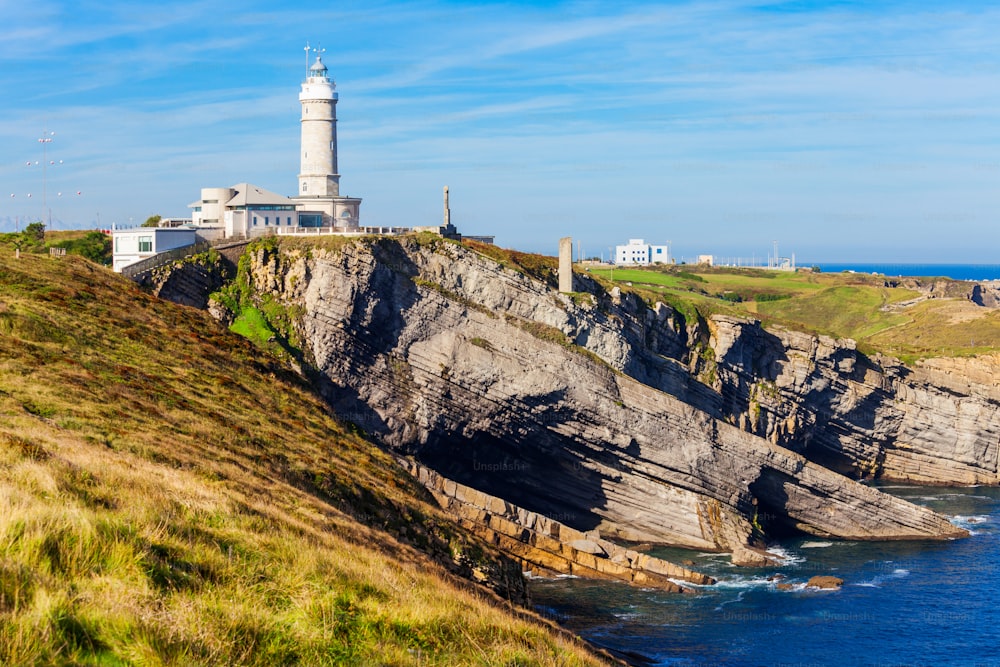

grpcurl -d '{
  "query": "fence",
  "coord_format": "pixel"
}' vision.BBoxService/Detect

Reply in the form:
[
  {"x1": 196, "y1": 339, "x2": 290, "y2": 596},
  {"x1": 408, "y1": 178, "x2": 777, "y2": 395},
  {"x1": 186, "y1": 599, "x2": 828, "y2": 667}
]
[{"x1": 120, "y1": 242, "x2": 211, "y2": 280}]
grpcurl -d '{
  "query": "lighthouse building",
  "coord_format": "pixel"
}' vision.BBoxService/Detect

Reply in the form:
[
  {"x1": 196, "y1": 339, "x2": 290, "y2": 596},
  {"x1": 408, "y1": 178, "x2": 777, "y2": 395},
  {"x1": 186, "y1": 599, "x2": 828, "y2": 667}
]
[
  {"x1": 187, "y1": 50, "x2": 362, "y2": 237},
  {"x1": 293, "y1": 54, "x2": 361, "y2": 228},
  {"x1": 113, "y1": 47, "x2": 478, "y2": 272}
]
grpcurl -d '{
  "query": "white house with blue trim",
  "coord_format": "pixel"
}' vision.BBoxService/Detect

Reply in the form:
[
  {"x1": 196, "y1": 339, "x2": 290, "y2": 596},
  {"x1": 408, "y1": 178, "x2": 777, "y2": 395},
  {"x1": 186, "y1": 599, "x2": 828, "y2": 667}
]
[{"x1": 614, "y1": 239, "x2": 671, "y2": 265}]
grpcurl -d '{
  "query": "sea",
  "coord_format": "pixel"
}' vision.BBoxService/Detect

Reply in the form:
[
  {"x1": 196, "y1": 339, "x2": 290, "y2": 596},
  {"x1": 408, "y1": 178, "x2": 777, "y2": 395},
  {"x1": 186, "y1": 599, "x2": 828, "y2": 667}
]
[
  {"x1": 528, "y1": 263, "x2": 1000, "y2": 666},
  {"x1": 813, "y1": 264, "x2": 1000, "y2": 282},
  {"x1": 530, "y1": 485, "x2": 1000, "y2": 667}
]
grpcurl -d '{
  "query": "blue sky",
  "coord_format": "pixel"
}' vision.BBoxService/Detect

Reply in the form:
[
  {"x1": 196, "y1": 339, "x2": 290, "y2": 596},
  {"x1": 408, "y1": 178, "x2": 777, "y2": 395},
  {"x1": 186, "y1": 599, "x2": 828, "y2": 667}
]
[{"x1": 1, "y1": 0, "x2": 998, "y2": 261}]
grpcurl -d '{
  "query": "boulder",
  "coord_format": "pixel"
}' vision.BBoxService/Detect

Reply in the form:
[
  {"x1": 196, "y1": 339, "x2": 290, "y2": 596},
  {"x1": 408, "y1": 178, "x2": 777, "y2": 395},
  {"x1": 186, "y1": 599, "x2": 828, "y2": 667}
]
[
  {"x1": 569, "y1": 539, "x2": 607, "y2": 557},
  {"x1": 806, "y1": 575, "x2": 844, "y2": 589}
]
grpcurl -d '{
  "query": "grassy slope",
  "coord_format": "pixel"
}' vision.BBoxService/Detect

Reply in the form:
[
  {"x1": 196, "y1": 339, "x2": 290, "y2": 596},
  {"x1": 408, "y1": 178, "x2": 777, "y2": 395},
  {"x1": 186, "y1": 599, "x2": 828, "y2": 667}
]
[
  {"x1": 584, "y1": 264, "x2": 1000, "y2": 361},
  {"x1": 0, "y1": 249, "x2": 609, "y2": 666}
]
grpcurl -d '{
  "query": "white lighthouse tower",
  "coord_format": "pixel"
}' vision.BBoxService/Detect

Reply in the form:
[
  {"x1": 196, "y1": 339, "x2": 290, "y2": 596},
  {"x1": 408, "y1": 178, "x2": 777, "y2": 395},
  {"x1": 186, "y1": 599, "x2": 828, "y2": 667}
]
[{"x1": 295, "y1": 47, "x2": 361, "y2": 229}]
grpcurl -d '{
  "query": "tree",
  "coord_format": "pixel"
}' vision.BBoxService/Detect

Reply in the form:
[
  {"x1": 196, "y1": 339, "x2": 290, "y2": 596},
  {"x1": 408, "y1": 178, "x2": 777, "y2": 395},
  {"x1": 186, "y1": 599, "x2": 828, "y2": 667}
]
[
  {"x1": 24, "y1": 222, "x2": 45, "y2": 243},
  {"x1": 142, "y1": 215, "x2": 162, "y2": 228}
]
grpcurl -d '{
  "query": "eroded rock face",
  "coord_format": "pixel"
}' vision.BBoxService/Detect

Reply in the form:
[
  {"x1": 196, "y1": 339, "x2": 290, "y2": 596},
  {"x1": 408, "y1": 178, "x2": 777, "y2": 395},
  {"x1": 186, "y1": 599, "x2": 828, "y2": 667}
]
[
  {"x1": 213, "y1": 237, "x2": 967, "y2": 563},
  {"x1": 701, "y1": 316, "x2": 1000, "y2": 486}
]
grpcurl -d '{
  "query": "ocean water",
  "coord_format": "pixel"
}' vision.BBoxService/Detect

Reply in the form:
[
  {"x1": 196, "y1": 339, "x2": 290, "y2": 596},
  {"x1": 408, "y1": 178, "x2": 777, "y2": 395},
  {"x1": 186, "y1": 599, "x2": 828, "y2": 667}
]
[
  {"x1": 530, "y1": 485, "x2": 1000, "y2": 667},
  {"x1": 814, "y1": 263, "x2": 1000, "y2": 282}
]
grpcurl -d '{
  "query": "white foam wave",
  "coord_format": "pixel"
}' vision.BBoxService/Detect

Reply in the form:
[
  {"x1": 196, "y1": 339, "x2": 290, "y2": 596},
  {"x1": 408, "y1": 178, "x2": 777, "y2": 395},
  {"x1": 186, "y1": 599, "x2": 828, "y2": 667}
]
[
  {"x1": 800, "y1": 541, "x2": 833, "y2": 549},
  {"x1": 713, "y1": 589, "x2": 746, "y2": 611},
  {"x1": 712, "y1": 576, "x2": 776, "y2": 590},
  {"x1": 950, "y1": 515, "x2": 989, "y2": 535},
  {"x1": 765, "y1": 546, "x2": 806, "y2": 565},
  {"x1": 853, "y1": 566, "x2": 909, "y2": 588}
]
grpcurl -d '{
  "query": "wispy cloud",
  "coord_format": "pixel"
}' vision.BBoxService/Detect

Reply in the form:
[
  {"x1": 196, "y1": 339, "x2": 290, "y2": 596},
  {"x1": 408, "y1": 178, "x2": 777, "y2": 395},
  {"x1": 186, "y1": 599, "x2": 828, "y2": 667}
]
[{"x1": 2, "y1": 0, "x2": 999, "y2": 260}]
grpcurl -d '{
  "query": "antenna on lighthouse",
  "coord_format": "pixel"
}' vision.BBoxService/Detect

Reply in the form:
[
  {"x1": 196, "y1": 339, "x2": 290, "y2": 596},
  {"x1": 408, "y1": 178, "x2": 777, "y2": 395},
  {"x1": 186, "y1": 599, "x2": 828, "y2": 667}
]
[{"x1": 304, "y1": 42, "x2": 311, "y2": 77}]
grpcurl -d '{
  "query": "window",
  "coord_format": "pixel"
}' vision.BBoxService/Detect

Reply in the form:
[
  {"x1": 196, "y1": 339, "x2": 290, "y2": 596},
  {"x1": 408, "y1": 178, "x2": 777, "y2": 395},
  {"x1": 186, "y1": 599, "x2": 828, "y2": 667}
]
[
  {"x1": 287, "y1": 217, "x2": 292, "y2": 225},
  {"x1": 138, "y1": 236, "x2": 153, "y2": 253},
  {"x1": 300, "y1": 213, "x2": 323, "y2": 228},
  {"x1": 264, "y1": 216, "x2": 269, "y2": 226}
]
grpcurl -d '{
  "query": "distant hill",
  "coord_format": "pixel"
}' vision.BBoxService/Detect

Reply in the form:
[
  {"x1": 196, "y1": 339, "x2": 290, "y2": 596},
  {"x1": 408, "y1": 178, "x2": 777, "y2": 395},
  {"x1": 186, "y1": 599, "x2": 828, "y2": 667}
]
[
  {"x1": 584, "y1": 262, "x2": 1000, "y2": 363},
  {"x1": 0, "y1": 248, "x2": 611, "y2": 665}
]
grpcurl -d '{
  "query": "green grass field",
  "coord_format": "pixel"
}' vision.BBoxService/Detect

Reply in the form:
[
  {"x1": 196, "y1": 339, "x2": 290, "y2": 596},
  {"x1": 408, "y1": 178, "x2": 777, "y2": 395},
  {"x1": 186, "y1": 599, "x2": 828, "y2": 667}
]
[{"x1": 584, "y1": 263, "x2": 1000, "y2": 361}]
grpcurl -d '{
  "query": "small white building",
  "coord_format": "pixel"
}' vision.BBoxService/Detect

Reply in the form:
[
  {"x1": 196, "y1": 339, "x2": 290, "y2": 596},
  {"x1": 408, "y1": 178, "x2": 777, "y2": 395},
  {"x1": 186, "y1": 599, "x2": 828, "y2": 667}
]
[
  {"x1": 191, "y1": 183, "x2": 309, "y2": 239},
  {"x1": 614, "y1": 239, "x2": 671, "y2": 265},
  {"x1": 111, "y1": 227, "x2": 198, "y2": 273}
]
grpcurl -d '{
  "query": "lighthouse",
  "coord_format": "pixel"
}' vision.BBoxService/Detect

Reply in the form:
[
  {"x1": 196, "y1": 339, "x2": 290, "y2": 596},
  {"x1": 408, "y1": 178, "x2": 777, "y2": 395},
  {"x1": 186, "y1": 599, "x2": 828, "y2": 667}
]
[
  {"x1": 298, "y1": 54, "x2": 339, "y2": 197},
  {"x1": 295, "y1": 48, "x2": 361, "y2": 229}
]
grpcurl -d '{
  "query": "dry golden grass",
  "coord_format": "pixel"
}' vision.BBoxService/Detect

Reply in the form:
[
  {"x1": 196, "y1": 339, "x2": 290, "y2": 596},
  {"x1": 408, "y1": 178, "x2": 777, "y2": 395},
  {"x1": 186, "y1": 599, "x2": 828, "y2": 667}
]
[{"x1": 0, "y1": 249, "x2": 612, "y2": 666}]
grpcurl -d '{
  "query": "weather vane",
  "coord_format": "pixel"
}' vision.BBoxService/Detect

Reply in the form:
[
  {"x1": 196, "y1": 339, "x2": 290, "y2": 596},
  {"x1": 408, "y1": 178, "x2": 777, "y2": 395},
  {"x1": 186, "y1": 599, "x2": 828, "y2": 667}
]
[{"x1": 304, "y1": 42, "x2": 326, "y2": 76}]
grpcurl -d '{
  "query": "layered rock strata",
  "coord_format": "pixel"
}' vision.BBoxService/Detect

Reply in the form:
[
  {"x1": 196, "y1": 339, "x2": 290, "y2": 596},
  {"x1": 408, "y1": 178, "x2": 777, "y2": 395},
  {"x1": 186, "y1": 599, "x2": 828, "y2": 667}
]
[
  {"x1": 208, "y1": 237, "x2": 967, "y2": 565},
  {"x1": 401, "y1": 459, "x2": 715, "y2": 591},
  {"x1": 700, "y1": 316, "x2": 1000, "y2": 485}
]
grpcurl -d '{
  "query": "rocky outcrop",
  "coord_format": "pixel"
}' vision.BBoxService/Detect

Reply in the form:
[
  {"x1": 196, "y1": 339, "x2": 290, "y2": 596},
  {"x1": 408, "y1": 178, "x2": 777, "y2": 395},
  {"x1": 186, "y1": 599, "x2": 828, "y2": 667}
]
[
  {"x1": 206, "y1": 236, "x2": 966, "y2": 566},
  {"x1": 139, "y1": 250, "x2": 236, "y2": 309},
  {"x1": 402, "y1": 460, "x2": 714, "y2": 590},
  {"x1": 970, "y1": 282, "x2": 1000, "y2": 308},
  {"x1": 698, "y1": 316, "x2": 1000, "y2": 485},
  {"x1": 806, "y1": 575, "x2": 844, "y2": 589}
]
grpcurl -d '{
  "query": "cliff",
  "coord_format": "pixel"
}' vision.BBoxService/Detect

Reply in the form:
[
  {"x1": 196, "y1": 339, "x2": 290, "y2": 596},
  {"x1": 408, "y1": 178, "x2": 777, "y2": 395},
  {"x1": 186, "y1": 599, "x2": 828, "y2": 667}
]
[
  {"x1": 203, "y1": 236, "x2": 968, "y2": 566},
  {"x1": 692, "y1": 316, "x2": 1000, "y2": 486}
]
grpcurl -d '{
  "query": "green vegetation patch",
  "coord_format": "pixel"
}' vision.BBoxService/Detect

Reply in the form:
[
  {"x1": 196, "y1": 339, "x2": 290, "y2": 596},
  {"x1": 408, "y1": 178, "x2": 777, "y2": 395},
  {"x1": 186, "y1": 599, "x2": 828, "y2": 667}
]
[
  {"x1": 463, "y1": 240, "x2": 560, "y2": 287},
  {"x1": 588, "y1": 263, "x2": 1000, "y2": 362},
  {"x1": 0, "y1": 226, "x2": 111, "y2": 266},
  {"x1": 757, "y1": 285, "x2": 913, "y2": 340},
  {"x1": 210, "y1": 238, "x2": 306, "y2": 361}
]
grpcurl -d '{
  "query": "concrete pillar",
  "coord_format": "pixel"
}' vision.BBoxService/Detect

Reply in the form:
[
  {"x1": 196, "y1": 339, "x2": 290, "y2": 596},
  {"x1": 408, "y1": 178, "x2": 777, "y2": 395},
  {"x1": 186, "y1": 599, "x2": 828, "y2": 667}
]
[
  {"x1": 559, "y1": 237, "x2": 573, "y2": 293},
  {"x1": 444, "y1": 186, "x2": 451, "y2": 227}
]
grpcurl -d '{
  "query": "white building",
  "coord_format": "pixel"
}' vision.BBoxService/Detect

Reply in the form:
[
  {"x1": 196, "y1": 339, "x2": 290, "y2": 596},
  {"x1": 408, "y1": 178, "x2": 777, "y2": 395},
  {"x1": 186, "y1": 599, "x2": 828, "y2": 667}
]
[
  {"x1": 614, "y1": 239, "x2": 671, "y2": 265},
  {"x1": 190, "y1": 183, "x2": 305, "y2": 239},
  {"x1": 111, "y1": 228, "x2": 198, "y2": 273},
  {"x1": 187, "y1": 51, "x2": 362, "y2": 238},
  {"x1": 111, "y1": 48, "x2": 402, "y2": 272}
]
